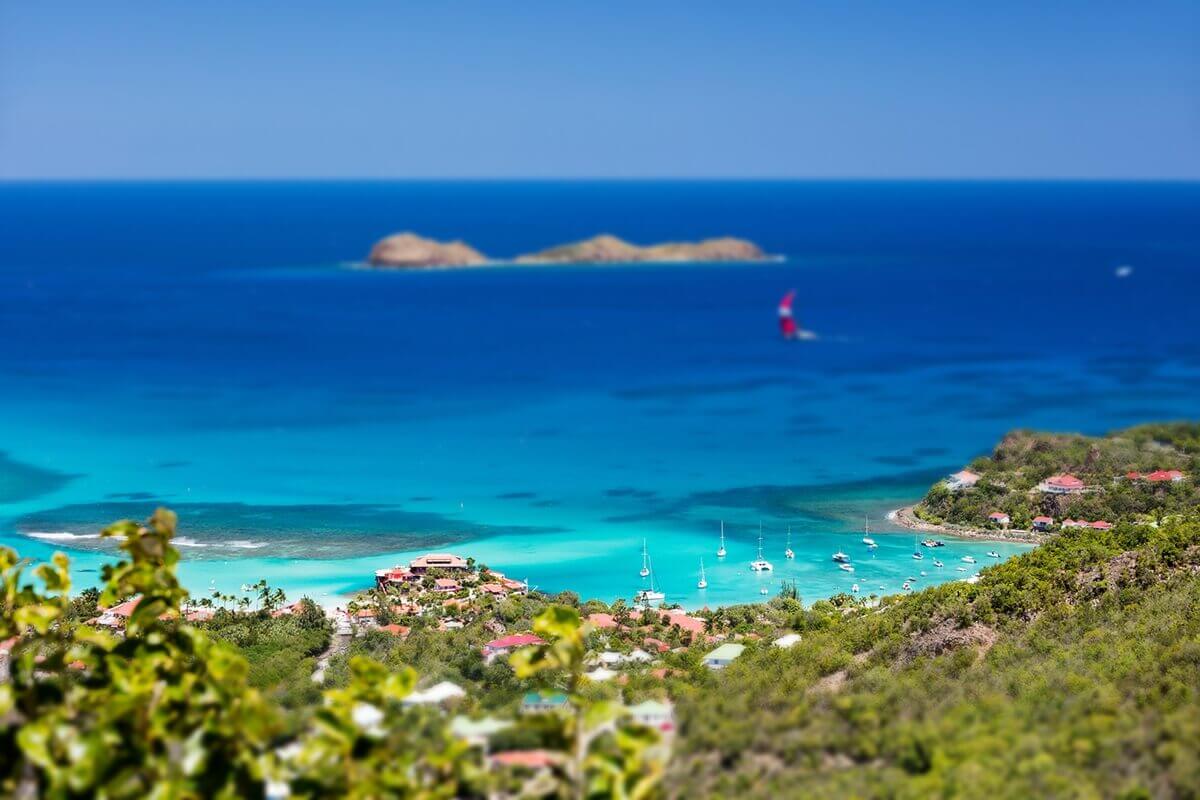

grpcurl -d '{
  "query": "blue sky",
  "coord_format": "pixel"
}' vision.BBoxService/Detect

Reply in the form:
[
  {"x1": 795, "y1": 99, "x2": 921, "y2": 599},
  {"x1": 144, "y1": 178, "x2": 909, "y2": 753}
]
[{"x1": 1, "y1": 1, "x2": 1197, "y2": 179}]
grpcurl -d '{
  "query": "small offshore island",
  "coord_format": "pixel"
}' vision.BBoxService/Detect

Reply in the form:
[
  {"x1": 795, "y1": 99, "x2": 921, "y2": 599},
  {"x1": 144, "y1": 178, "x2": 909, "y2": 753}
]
[{"x1": 365, "y1": 232, "x2": 768, "y2": 268}]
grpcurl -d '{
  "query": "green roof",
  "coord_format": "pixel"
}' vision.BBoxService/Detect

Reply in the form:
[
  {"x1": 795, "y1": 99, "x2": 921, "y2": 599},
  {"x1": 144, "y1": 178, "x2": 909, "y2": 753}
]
[
  {"x1": 704, "y1": 643, "x2": 746, "y2": 661},
  {"x1": 522, "y1": 691, "x2": 568, "y2": 705}
]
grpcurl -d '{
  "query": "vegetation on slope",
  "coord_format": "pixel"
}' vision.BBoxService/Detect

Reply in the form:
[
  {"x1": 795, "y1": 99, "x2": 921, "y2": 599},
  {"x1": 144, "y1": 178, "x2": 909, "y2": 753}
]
[
  {"x1": 916, "y1": 422, "x2": 1200, "y2": 529},
  {"x1": 668, "y1": 518, "x2": 1200, "y2": 798}
]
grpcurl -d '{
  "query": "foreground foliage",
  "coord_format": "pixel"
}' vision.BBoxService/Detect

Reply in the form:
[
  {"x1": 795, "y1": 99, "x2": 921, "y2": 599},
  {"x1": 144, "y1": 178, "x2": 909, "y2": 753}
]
[{"x1": 0, "y1": 510, "x2": 663, "y2": 799}]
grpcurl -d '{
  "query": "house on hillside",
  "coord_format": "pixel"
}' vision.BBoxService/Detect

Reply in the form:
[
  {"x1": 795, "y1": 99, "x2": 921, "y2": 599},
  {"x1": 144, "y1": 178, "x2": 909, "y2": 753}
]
[
  {"x1": 1146, "y1": 470, "x2": 1186, "y2": 483},
  {"x1": 482, "y1": 633, "x2": 544, "y2": 662},
  {"x1": 946, "y1": 470, "x2": 981, "y2": 491},
  {"x1": 1039, "y1": 474, "x2": 1086, "y2": 494},
  {"x1": 1032, "y1": 515, "x2": 1054, "y2": 531},
  {"x1": 520, "y1": 691, "x2": 569, "y2": 714},
  {"x1": 626, "y1": 699, "x2": 675, "y2": 733},
  {"x1": 702, "y1": 643, "x2": 745, "y2": 670},
  {"x1": 988, "y1": 511, "x2": 1011, "y2": 527},
  {"x1": 408, "y1": 553, "x2": 470, "y2": 574}
]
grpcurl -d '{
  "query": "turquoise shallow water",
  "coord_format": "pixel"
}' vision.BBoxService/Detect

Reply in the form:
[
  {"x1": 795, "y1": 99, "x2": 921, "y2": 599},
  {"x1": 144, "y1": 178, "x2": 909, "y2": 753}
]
[{"x1": 0, "y1": 181, "x2": 1196, "y2": 608}]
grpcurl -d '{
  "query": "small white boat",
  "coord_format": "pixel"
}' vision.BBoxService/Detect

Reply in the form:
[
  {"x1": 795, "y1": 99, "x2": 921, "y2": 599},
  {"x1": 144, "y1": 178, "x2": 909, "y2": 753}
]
[
  {"x1": 902, "y1": 582, "x2": 911, "y2": 591},
  {"x1": 750, "y1": 525, "x2": 773, "y2": 572},
  {"x1": 832, "y1": 551, "x2": 850, "y2": 563},
  {"x1": 956, "y1": 566, "x2": 967, "y2": 572},
  {"x1": 862, "y1": 516, "x2": 877, "y2": 547},
  {"x1": 920, "y1": 571, "x2": 927, "y2": 576},
  {"x1": 911, "y1": 534, "x2": 923, "y2": 560},
  {"x1": 912, "y1": 552, "x2": 924, "y2": 560},
  {"x1": 921, "y1": 539, "x2": 938, "y2": 548},
  {"x1": 784, "y1": 525, "x2": 795, "y2": 560},
  {"x1": 759, "y1": 586, "x2": 769, "y2": 595},
  {"x1": 987, "y1": 551, "x2": 1000, "y2": 559},
  {"x1": 717, "y1": 521, "x2": 727, "y2": 559},
  {"x1": 961, "y1": 555, "x2": 977, "y2": 564},
  {"x1": 634, "y1": 588, "x2": 665, "y2": 605},
  {"x1": 639, "y1": 539, "x2": 650, "y2": 578},
  {"x1": 933, "y1": 560, "x2": 944, "y2": 568},
  {"x1": 839, "y1": 563, "x2": 854, "y2": 573},
  {"x1": 635, "y1": 553, "x2": 665, "y2": 606},
  {"x1": 697, "y1": 557, "x2": 708, "y2": 590},
  {"x1": 851, "y1": 583, "x2": 860, "y2": 593}
]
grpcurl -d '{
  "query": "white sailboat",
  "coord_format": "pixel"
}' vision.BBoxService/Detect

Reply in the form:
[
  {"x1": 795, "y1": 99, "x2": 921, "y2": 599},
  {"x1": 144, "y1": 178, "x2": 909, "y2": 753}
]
[
  {"x1": 697, "y1": 557, "x2": 708, "y2": 589},
  {"x1": 634, "y1": 553, "x2": 665, "y2": 606},
  {"x1": 785, "y1": 525, "x2": 795, "y2": 559},
  {"x1": 911, "y1": 534, "x2": 924, "y2": 560},
  {"x1": 639, "y1": 539, "x2": 650, "y2": 578},
  {"x1": 717, "y1": 521, "x2": 727, "y2": 559},
  {"x1": 750, "y1": 524, "x2": 773, "y2": 571},
  {"x1": 862, "y1": 516, "x2": 877, "y2": 547}
]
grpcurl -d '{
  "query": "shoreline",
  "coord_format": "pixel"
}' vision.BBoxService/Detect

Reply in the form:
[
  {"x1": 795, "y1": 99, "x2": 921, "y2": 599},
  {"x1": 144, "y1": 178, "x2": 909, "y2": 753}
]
[{"x1": 888, "y1": 505, "x2": 1047, "y2": 545}]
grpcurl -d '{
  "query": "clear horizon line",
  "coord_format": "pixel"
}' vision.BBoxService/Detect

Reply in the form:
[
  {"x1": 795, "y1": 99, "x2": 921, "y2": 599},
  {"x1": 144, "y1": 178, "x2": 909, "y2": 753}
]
[{"x1": 1, "y1": 175, "x2": 1198, "y2": 184}]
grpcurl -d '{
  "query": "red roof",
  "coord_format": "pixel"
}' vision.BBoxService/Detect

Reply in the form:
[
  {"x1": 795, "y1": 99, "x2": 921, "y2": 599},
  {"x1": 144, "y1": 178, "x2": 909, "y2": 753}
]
[
  {"x1": 587, "y1": 613, "x2": 618, "y2": 629},
  {"x1": 1126, "y1": 471, "x2": 1142, "y2": 480},
  {"x1": 665, "y1": 611, "x2": 707, "y2": 635},
  {"x1": 988, "y1": 512, "x2": 1009, "y2": 520},
  {"x1": 484, "y1": 633, "x2": 545, "y2": 650},
  {"x1": 1046, "y1": 474, "x2": 1084, "y2": 488},
  {"x1": 1146, "y1": 469, "x2": 1185, "y2": 482},
  {"x1": 1090, "y1": 520, "x2": 1113, "y2": 529},
  {"x1": 353, "y1": 608, "x2": 376, "y2": 618},
  {"x1": 379, "y1": 623, "x2": 410, "y2": 637},
  {"x1": 490, "y1": 750, "x2": 560, "y2": 769},
  {"x1": 644, "y1": 637, "x2": 670, "y2": 653},
  {"x1": 434, "y1": 578, "x2": 461, "y2": 590},
  {"x1": 1033, "y1": 515, "x2": 1053, "y2": 523},
  {"x1": 99, "y1": 598, "x2": 141, "y2": 621},
  {"x1": 479, "y1": 582, "x2": 507, "y2": 594}
]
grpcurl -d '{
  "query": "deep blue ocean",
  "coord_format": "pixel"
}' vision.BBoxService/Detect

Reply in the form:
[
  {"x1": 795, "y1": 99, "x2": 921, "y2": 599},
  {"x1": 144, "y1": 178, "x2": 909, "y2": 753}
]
[{"x1": 1, "y1": 181, "x2": 1197, "y2": 608}]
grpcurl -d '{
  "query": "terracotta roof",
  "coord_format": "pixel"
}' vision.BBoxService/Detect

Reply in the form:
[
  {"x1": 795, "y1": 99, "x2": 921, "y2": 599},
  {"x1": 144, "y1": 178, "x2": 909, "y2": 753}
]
[
  {"x1": 104, "y1": 598, "x2": 141, "y2": 618},
  {"x1": 1033, "y1": 515, "x2": 1053, "y2": 523},
  {"x1": 1090, "y1": 520, "x2": 1113, "y2": 529},
  {"x1": 587, "y1": 613, "x2": 618, "y2": 629},
  {"x1": 665, "y1": 611, "x2": 707, "y2": 635},
  {"x1": 485, "y1": 633, "x2": 544, "y2": 650},
  {"x1": 1147, "y1": 469, "x2": 1185, "y2": 482},
  {"x1": 644, "y1": 637, "x2": 670, "y2": 653},
  {"x1": 490, "y1": 750, "x2": 561, "y2": 769},
  {"x1": 1046, "y1": 474, "x2": 1084, "y2": 488},
  {"x1": 988, "y1": 512, "x2": 1009, "y2": 520},
  {"x1": 379, "y1": 623, "x2": 410, "y2": 637}
]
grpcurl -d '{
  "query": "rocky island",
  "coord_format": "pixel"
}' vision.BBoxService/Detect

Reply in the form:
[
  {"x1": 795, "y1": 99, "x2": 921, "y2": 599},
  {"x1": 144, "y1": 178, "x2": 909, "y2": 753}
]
[
  {"x1": 364, "y1": 232, "x2": 768, "y2": 268},
  {"x1": 513, "y1": 234, "x2": 767, "y2": 264},
  {"x1": 366, "y1": 232, "x2": 487, "y2": 268}
]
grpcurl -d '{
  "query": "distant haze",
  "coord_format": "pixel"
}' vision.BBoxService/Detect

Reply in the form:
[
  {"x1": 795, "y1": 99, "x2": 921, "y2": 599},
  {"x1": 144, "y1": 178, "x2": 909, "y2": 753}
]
[{"x1": 1, "y1": 0, "x2": 1197, "y2": 180}]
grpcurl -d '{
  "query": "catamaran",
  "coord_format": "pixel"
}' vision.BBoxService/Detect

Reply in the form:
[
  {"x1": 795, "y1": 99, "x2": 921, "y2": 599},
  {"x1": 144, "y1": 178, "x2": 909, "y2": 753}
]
[
  {"x1": 634, "y1": 554, "x2": 665, "y2": 606},
  {"x1": 987, "y1": 550, "x2": 1000, "y2": 558},
  {"x1": 716, "y1": 521, "x2": 727, "y2": 558},
  {"x1": 750, "y1": 525, "x2": 773, "y2": 572},
  {"x1": 639, "y1": 539, "x2": 650, "y2": 578},
  {"x1": 697, "y1": 557, "x2": 708, "y2": 589},
  {"x1": 785, "y1": 525, "x2": 795, "y2": 559},
  {"x1": 961, "y1": 555, "x2": 977, "y2": 564}
]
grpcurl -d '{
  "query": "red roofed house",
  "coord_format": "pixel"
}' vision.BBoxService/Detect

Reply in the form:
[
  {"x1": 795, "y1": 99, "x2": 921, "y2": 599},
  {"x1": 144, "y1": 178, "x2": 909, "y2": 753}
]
[
  {"x1": 1039, "y1": 474, "x2": 1086, "y2": 494},
  {"x1": 375, "y1": 567, "x2": 417, "y2": 589},
  {"x1": 1126, "y1": 472, "x2": 1142, "y2": 481},
  {"x1": 987, "y1": 512, "x2": 1011, "y2": 527},
  {"x1": 1061, "y1": 519, "x2": 1087, "y2": 529},
  {"x1": 1090, "y1": 520, "x2": 1114, "y2": 530},
  {"x1": 946, "y1": 469, "x2": 981, "y2": 491},
  {"x1": 483, "y1": 633, "x2": 545, "y2": 662},
  {"x1": 1146, "y1": 470, "x2": 1186, "y2": 483},
  {"x1": 1032, "y1": 515, "x2": 1054, "y2": 531},
  {"x1": 433, "y1": 578, "x2": 461, "y2": 593},
  {"x1": 408, "y1": 553, "x2": 470, "y2": 574},
  {"x1": 501, "y1": 578, "x2": 527, "y2": 594},
  {"x1": 490, "y1": 750, "x2": 561, "y2": 770},
  {"x1": 643, "y1": 637, "x2": 670, "y2": 654},
  {"x1": 379, "y1": 623, "x2": 410, "y2": 637},
  {"x1": 96, "y1": 597, "x2": 141, "y2": 630},
  {"x1": 664, "y1": 611, "x2": 707, "y2": 639},
  {"x1": 587, "y1": 613, "x2": 619, "y2": 629},
  {"x1": 479, "y1": 582, "x2": 508, "y2": 596}
]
